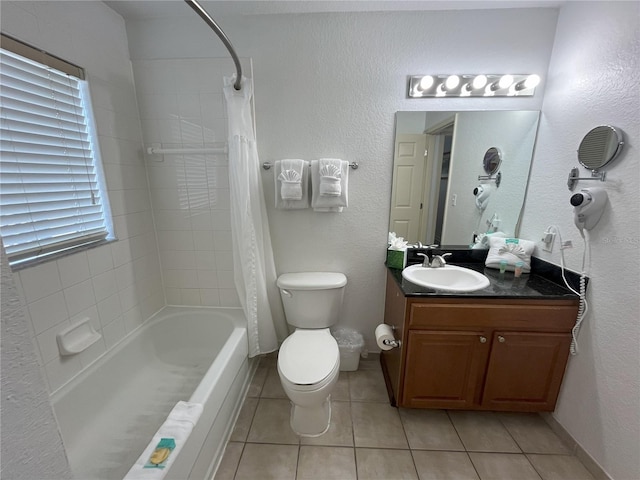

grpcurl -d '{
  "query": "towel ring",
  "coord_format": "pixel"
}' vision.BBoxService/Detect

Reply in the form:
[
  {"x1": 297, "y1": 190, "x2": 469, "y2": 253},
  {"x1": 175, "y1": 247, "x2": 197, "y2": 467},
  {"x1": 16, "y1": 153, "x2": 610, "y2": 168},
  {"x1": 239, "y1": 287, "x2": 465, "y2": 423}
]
[{"x1": 263, "y1": 161, "x2": 359, "y2": 171}]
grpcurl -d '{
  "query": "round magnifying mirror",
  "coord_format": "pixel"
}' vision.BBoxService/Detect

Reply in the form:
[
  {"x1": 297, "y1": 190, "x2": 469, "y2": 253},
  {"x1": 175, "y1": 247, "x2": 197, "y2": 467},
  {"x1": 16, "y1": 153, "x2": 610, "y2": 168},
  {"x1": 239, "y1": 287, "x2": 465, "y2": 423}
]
[
  {"x1": 483, "y1": 147, "x2": 502, "y2": 175},
  {"x1": 577, "y1": 125, "x2": 624, "y2": 171}
]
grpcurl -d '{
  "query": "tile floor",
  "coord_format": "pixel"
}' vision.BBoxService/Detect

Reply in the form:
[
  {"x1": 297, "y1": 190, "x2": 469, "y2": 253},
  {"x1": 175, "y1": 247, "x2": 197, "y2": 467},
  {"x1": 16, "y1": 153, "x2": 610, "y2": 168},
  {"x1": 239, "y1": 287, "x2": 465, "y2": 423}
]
[{"x1": 214, "y1": 355, "x2": 595, "y2": 480}]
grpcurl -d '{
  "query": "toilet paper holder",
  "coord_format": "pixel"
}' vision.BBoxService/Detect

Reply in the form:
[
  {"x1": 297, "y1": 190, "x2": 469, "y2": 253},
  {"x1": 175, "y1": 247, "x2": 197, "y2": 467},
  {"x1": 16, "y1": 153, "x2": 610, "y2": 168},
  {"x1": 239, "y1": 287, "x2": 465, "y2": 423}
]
[
  {"x1": 382, "y1": 338, "x2": 401, "y2": 348},
  {"x1": 383, "y1": 325, "x2": 400, "y2": 349}
]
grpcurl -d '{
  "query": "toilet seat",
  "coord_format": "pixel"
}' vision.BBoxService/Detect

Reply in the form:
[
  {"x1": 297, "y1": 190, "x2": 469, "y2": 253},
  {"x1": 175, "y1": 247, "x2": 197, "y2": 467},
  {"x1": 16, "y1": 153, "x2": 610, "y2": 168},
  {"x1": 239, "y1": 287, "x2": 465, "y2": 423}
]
[{"x1": 278, "y1": 329, "x2": 339, "y2": 388}]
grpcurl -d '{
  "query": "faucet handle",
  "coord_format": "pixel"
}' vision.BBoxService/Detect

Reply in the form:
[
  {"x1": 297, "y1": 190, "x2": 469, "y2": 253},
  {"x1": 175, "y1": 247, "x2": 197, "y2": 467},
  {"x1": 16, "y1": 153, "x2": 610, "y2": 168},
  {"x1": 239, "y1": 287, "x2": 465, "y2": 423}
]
[
  {"x1": 431, "y1": 252, "x2": 452, "y2": 268},
  {"x1": 416, "y1": 253, "x2": 430, "y2": 267}
]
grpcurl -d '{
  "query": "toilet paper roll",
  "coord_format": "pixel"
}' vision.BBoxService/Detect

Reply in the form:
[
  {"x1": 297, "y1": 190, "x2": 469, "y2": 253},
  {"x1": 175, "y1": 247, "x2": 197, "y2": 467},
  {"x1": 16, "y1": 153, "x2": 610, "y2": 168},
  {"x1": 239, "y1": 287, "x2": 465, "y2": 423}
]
[{"x1": 375, "y1": 324, "x2": 396, "y2": 351}]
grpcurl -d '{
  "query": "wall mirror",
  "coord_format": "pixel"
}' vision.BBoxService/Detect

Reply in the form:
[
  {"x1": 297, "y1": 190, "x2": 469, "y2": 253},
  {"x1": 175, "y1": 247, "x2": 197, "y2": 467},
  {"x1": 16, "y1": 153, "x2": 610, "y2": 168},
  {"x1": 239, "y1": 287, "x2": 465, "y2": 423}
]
[
  {"x1": 483, "y1": 147, "x2": 502, "y2": 175},
  {"x1": 577, "y1": 125, "x2": 624, "y2": 171},
  {"x1": 390, "y1": 110, "x2": 540, "y2": 246}
]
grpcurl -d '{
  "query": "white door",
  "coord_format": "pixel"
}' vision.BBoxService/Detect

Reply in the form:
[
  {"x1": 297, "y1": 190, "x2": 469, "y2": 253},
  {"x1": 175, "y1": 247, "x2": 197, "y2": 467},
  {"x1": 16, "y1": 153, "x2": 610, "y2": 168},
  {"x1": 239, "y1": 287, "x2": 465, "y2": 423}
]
[{"x1": 389, "y1": 134, "x2": 427, "y2": 243}]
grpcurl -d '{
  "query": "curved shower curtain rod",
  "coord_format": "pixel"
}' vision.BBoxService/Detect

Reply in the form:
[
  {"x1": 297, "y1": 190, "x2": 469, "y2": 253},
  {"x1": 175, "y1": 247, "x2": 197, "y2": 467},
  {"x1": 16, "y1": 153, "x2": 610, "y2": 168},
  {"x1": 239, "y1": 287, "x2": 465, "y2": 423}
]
[{"x1": 184, "y1": 0, "x2": 242, "y2": 90}]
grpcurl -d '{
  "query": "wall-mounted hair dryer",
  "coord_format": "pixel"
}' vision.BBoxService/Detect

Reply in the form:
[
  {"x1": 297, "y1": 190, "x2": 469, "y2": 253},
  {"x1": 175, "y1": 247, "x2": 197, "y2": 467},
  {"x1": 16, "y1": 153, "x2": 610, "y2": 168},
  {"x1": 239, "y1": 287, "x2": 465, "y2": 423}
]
[
  {"x1": 570, "y1": 187, "x2": 608, "y2": 232},
  {"x1": 473, "y1": 184, "x2": 490, "y2": 210}
]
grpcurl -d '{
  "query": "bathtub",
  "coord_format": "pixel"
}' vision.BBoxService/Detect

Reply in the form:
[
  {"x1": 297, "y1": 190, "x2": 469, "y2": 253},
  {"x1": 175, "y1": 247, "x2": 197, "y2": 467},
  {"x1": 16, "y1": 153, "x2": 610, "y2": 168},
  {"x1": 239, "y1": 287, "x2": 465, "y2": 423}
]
[{"x1": 51, "y1": 306, "x2": 252, "y2": 480}]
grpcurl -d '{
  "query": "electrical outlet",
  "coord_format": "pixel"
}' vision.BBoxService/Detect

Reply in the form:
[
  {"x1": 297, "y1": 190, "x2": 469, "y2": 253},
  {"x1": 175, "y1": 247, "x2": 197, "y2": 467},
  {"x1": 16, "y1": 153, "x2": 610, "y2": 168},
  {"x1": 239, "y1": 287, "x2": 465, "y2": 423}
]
[{"x1": 541, "y1": 229, "x2": 556, "y2": 252}]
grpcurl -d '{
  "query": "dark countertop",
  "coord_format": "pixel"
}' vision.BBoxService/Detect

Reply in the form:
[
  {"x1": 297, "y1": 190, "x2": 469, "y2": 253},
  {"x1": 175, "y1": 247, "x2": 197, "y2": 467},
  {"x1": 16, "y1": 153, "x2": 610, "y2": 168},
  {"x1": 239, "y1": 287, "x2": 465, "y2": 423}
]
[{"x1": 387, "y1": 247, "x2": 581, "y2": 300}]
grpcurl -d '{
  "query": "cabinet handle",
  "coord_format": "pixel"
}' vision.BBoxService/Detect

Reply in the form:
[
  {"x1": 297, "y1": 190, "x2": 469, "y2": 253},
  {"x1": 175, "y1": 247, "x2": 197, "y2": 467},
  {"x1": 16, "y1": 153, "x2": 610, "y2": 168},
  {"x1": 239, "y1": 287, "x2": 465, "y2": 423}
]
[
  {"x1": 479, "y1": 336, "x2": 487, "y2": 343},
  {"x1": 498, "y1": 335, "x2": 505, "y2": 343}
]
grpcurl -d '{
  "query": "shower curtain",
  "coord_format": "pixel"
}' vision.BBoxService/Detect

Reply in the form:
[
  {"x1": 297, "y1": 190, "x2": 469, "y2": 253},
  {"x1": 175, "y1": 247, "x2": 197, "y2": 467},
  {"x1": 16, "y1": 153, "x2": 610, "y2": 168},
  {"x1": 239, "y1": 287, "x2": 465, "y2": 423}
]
[{"x1": 223, "y1": 76, "x2": 288, "y2": 357}]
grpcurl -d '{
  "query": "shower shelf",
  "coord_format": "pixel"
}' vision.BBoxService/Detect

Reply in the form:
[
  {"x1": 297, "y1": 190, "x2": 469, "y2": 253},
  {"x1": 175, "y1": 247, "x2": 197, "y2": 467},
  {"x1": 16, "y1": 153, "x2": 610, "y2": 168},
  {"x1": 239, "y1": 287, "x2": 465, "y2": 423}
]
[{"x1": 56, "y1": 318, "x2": 102, "y2": 356}]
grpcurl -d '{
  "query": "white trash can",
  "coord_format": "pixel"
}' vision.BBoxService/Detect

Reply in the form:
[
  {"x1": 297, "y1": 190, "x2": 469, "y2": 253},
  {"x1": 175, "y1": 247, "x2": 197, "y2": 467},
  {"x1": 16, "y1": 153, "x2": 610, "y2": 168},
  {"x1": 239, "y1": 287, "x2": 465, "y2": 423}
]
[{"x1": 331, "y1": 327, "x2": 365, "y2": 372}]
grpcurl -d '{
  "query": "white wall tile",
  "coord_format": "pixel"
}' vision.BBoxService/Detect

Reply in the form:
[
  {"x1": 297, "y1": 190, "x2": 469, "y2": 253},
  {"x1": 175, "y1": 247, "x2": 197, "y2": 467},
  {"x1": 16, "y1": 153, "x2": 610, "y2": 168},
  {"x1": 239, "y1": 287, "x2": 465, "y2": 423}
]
[
  {"x1": 63, "y1": 279, "x2": 96, "y2": 318},
  {"x1": 19, "y1": 261, "x2": 62, "y2": 303},
  {"x1": 57, "y1": 252, "x2": 91, "y2": 288},
  {"x1": 87, "y1": 245, "x2": 114, "y2": 276},
  {"x1": 36, "y1": 321, "x2": 70, "y2": 363},
  {"x1": 92, "y1": 270, "x2": 118, "y2": 303},
  {"x1": 45, "y1": 356, "x2": 82, "y2": 393},
  {"x1": 102, "y1": 316, "x2": 126, "y2": 350},
  {"x1": 97, "y1": 293, "x2": 122, "y2": 328},
  {"x1": 28, "y1": 292, "x2": 69, "y2": 335}
]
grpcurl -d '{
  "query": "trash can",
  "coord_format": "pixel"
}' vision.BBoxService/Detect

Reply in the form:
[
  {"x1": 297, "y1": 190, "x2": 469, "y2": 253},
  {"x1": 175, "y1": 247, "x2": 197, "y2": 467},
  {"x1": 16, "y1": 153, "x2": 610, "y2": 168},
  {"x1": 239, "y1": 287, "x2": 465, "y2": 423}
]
[{"x1": 331, "y1": 327, "x2": 365, "y2": 371}]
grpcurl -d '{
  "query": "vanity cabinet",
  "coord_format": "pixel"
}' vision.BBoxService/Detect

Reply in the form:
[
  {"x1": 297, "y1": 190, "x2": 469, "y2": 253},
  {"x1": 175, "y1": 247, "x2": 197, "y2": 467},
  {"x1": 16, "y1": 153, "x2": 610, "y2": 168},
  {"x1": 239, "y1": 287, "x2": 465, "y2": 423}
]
[{"x1": 381, "y1": 271, "x2": 578, "y2": 412}]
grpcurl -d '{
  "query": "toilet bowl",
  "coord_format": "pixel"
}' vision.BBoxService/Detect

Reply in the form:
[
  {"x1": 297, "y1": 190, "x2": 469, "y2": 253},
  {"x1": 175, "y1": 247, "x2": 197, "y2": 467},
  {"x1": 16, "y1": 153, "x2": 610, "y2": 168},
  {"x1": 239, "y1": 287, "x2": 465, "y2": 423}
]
[
  {"x1": 276, "y1": 272, "x2": 347, "y2": 436},
  {"x1": 278, "y1": 329, "x2": 340, "y2": 436}
]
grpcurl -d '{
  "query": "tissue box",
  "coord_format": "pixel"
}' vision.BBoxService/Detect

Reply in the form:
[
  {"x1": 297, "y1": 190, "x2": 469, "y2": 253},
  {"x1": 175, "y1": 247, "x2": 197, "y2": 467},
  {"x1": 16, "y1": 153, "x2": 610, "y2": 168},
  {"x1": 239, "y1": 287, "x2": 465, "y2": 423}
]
[{"x1": 386, "y1": 249, "x2": 406, "y2": 269}]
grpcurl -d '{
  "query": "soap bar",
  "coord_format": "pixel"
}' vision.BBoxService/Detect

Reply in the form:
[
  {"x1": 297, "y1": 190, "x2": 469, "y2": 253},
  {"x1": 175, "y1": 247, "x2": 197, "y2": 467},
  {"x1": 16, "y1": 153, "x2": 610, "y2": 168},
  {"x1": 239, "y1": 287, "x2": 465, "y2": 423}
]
[{"x1": 144, "y1": 438, "x2": 176, "y2": 469}]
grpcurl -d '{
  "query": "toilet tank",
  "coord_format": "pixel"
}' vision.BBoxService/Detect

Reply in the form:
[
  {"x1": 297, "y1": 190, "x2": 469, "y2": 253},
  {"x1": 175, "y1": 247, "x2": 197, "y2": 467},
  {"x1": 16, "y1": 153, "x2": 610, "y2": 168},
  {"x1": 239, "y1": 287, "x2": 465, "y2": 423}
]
[{"x1": 277, "y1": 272, "x2": 347, "y2": 329}]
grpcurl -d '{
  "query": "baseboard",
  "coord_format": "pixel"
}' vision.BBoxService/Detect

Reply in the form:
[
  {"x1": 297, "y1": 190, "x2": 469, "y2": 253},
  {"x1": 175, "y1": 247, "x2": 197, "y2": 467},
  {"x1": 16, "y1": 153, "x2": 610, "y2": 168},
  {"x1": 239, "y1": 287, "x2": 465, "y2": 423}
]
[{"x1": 540, "y1": 412, "x2": 612, "y2": 480}]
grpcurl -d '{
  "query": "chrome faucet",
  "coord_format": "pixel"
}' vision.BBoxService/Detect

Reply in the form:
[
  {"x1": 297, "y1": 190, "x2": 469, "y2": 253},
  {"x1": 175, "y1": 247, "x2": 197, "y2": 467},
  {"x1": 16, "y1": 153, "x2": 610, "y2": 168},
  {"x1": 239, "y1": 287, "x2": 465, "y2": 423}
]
[
  {"x1": 416, "y1": 252, "x2": 452, "y2": 268},
  {"x1": 416, "y1": 253, "x2": 430, "y2": 267},
  {"x1": 430, "y1": 253, "x2": 452, "y2": 268}
]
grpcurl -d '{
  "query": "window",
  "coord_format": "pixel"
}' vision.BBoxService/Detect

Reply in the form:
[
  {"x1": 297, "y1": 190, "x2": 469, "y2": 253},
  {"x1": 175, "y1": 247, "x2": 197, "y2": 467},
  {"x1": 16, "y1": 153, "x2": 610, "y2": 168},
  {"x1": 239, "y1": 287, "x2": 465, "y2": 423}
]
[{"x1": 0, "y1": 35, "x2": 113, "y2": 269}]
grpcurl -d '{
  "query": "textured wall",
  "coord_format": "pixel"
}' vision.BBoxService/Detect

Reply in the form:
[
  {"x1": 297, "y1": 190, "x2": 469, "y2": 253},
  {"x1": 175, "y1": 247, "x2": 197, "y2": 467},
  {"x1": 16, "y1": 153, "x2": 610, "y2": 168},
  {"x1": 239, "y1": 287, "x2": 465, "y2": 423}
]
[
  {"x1": 519, "y1": 2, "x2": 640, "y2": 479},
  {"x1": 1, "y1": 245, "x2": 71, "y2": 479},
  {"x1": 124, "y1": 8, "x2": 556, "y2": 351},
  {"x1": 0, "y1": 1, "x2": 164, "y2": 393}
]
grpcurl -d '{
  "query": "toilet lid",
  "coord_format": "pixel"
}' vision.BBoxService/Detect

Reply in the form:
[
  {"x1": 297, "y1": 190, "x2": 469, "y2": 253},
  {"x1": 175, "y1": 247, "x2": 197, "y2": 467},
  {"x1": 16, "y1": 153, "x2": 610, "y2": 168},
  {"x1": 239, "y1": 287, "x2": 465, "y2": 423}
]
[{"x1": 279, "y1": 330, "x2": 339, "y2": 385}]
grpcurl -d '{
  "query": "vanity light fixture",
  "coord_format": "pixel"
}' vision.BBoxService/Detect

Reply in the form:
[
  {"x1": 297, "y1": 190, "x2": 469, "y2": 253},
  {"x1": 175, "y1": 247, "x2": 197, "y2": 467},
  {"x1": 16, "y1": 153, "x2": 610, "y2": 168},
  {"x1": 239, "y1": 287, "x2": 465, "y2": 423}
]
[{"x1": 408, "y1": 74, "x2": 541, "y2": 98}]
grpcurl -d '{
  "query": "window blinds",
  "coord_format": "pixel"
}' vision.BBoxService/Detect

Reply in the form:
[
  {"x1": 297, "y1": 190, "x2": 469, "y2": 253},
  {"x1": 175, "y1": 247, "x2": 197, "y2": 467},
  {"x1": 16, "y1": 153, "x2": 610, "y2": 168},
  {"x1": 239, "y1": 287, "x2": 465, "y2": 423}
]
[{"x1": 0, "y1": 47, "x2": 109, "y2": 267}]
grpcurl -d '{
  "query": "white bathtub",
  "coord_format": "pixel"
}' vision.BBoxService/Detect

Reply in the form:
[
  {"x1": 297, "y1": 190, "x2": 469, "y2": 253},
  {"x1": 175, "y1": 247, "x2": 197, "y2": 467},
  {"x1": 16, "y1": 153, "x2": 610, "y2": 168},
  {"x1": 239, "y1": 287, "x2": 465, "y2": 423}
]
[{"x1": 51, "y1": 306, "x2": 252, "y2": 480}]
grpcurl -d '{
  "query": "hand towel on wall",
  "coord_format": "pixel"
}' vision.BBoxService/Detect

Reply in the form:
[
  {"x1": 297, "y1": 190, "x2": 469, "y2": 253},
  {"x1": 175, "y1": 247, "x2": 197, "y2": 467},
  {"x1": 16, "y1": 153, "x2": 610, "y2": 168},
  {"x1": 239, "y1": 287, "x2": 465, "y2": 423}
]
[
  {"x1": 311, "y1": 159, "x2": 349, "y2": 212},
  {"x1": 318, "y1": 158, "x2": 343, "y2": 196},
  {"x1": 275, "y1": 159, "x2": 309, "y2": 209}
]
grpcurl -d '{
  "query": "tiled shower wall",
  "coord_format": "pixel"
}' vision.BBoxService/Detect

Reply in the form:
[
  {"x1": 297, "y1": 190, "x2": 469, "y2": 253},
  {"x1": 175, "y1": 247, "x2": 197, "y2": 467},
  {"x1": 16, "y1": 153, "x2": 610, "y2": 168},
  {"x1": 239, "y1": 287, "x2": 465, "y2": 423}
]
[
  {"x1": 132, "y1": 58, "x2": 250, "y2": 307},
  {"x1": 1, "y1": 1, "x2": 164, "y2": 393}
]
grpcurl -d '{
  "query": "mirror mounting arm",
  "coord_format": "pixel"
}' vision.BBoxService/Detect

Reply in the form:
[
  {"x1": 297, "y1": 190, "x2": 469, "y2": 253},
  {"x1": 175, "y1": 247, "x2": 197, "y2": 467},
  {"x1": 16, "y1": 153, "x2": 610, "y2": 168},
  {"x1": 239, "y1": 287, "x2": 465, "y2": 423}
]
[
  {"x1": 567, "y1": 167, "x2": 606, "y2": 191},
  {"x1": 477, "y1": 171, "x2": 502, "y2": 188}
]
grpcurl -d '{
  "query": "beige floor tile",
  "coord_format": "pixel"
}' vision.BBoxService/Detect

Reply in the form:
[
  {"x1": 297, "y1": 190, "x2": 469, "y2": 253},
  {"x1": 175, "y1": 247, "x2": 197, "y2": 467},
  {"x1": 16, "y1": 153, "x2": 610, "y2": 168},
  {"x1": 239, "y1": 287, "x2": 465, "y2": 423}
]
[
  {"x1": 400, "y1": 409, "x2": 465, "y2": 451},
  {"x1": 469, "y1": 452, "x2": 541, "y2": 480},
  {"x1": 449, "y1": 411, "x2": 521, "y2": 453},
  {"x1": 356, "y1": 448, "x2": 419, "y2": 480},
  {"x1": 229, "y1": 397, "x2": 258, "y2": 442},
  {"x1": 301, "y1": 401, "x2": 354, "y2": 447},
  {"x1": 234, "y1": 443, "x2": 298, "y2": 480},
  {"x1": 246, "y1": 398, "x2": 299, "y2": 444},
  {"x1": 348, "y1": 366, "x2": 389, "y2": 403},
  {"x1": 247, "y1": 365, "x2": 268, "y2": 397},
  {"x1": 412, "y1": 451, "x2": 480, "y2": 480},
  {"x1": 298, "y1": 446, "x2": 357, "y2": 479},
  {"x1": 527, "y1": 454, "x2": 596, "y2": 480},
  {"x1": 351, "y1": 402, "x2": 408, "y2": 449},
  {"x1": 332, "y1": 372, "x2": 351, "y2": 401},
  {"x1": 260, "y1": 367, "x2": 288, "y2": 398},
  {"x1": 498, "y1": 413, "x2": 571, "y2": 454},
  {"x1": 213, "y1": 441, "x2": 244, "y2": 480}
]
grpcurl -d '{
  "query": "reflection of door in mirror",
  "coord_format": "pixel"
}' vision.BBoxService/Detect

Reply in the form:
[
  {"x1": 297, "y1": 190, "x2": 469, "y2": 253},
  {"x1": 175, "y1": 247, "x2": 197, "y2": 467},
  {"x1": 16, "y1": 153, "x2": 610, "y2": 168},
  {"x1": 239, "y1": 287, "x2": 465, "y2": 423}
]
[{"x1": 390, "y1": 134, "x2": 427, "y2": 243}]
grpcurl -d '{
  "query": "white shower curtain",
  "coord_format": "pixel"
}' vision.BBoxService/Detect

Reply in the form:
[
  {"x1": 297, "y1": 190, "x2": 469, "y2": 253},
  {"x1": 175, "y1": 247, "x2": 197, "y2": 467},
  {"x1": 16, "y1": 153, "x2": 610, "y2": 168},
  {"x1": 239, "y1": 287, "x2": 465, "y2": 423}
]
[{"x1": 223, "y1": 76, "x2": 288, "y2": 357}]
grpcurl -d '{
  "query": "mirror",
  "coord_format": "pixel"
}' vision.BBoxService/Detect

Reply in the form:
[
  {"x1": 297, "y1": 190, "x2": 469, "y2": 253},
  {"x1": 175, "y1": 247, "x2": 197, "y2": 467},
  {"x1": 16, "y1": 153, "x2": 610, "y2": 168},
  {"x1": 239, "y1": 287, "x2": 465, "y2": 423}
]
[
  {"x1": 578, "y1": 125, "x2": 624, "y2": 171},
  {"x1": 483, "y1": 147, "x2": 502, "y2": 175},
  {"x1": 390, "y1": 110, "x2": 540, "y2": 246}
]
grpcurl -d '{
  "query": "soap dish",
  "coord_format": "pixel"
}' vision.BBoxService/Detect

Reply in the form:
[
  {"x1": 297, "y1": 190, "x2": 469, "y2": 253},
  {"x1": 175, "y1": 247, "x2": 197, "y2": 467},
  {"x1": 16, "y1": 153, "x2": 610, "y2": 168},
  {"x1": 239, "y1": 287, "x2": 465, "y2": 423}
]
[{"x1": 56, "y1": 318, "x2": 101, "y2": 356}]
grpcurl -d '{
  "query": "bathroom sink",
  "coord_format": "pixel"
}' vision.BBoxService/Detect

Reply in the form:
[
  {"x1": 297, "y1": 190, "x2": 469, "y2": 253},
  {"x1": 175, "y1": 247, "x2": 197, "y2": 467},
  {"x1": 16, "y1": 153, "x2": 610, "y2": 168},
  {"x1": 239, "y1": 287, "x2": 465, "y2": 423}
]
[{"x1": 402, "y1": 264, "x2": 490, "y2": 292}]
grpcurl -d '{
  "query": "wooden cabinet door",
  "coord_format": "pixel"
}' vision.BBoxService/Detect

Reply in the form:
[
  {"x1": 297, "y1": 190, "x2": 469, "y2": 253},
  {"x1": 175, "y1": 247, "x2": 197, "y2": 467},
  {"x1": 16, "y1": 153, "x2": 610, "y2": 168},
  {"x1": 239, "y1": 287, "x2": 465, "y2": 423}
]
[
  {"x1": 482, "y1": 331, "x2": 572, "y2": 411},
  {"x1": 402, "y1": 330, "x2": 490, "y2": 408}
]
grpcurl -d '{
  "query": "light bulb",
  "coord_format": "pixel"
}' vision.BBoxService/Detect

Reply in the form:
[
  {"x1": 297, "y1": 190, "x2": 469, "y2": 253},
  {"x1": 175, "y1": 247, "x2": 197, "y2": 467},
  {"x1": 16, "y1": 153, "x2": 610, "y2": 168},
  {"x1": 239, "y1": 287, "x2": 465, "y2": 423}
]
[
  {"x1": 419, "y1": 75, "x2": 434, "y2": 90},
  {"x1": 472, "y1": 75, "x2": 488, "y2": 90},
  {"x1": 523, "y1": 74, "x2": 540, "y2": 89},
  {"x1": 444, "y1": 75, "x2": 460, "y2": 90},
  {"x1": 498, "y1": 74, "x2": 514, "y2": 89}
]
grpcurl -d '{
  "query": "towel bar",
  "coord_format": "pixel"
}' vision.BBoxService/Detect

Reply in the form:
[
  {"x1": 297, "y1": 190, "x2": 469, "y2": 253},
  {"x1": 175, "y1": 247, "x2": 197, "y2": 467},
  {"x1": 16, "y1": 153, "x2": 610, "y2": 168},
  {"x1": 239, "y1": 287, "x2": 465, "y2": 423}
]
[{"x1": 263, "y1": 161, "x2": 359, "y2": 171}]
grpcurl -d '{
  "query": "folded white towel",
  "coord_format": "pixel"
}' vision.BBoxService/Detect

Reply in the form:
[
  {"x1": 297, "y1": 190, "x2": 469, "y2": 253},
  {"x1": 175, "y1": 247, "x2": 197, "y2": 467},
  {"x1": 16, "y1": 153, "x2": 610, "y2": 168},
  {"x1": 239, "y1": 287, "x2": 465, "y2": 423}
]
[
  {"x1": 311, "y1": 159, "x2": 349, "y2": 212},
  {"x1": 485, "y1": 237, "x2": 536, "y2": 273},
  {"x1": 318, "y1": 158, "x2": 342, "y2": 196},
  {"x1": 275, "y1": 159, "x2": 309, "y2": 209},
  {"x1": 124, "y1": 401, "x2": 203, "y2": 480}
]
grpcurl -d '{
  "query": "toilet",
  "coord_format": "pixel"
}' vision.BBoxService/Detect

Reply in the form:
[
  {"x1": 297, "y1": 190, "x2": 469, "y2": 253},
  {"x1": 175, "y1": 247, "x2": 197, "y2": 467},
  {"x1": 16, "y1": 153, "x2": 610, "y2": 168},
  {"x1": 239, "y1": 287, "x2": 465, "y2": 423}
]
[{"x1": 276, "y1": 272, "x2": 347, "y2": 436}]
